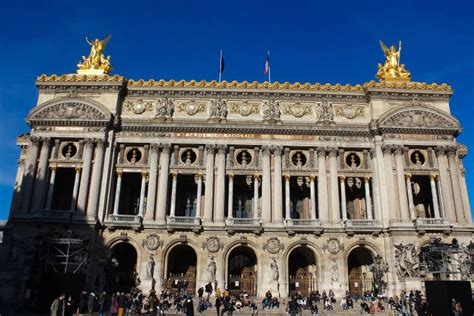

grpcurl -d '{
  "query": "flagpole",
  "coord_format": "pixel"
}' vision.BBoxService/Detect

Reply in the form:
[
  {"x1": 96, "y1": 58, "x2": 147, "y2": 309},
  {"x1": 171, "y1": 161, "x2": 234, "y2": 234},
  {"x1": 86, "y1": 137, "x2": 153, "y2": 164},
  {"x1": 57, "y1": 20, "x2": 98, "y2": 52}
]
[
  {"x1": 219, "y1": 49, "x2": 222, "y2": 83},
  {"x1": 267, "y1": 50, "x2": 271, "y2": 84}
]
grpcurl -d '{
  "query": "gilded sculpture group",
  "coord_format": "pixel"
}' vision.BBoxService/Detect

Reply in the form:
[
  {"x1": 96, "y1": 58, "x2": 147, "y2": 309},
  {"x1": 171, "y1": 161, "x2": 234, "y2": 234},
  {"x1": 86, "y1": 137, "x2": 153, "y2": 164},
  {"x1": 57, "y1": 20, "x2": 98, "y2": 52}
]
[{"x1": 76, "y1": 36, "x2": 411, "y2": 82}]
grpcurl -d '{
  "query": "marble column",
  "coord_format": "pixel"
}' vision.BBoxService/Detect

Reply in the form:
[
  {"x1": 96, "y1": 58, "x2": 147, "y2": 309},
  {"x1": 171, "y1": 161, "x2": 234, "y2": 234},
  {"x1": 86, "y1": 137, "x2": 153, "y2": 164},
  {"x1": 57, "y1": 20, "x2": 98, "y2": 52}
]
[
  {"x1": 405, "y1": 174, "x2": 415, "y2": 219},
  {"x1": 447, "y1": 148, "x2": 465, "y2": 222},
  {"x1": 227, "y1": 174, "x2": 233, "y2": 219},
  {"x1": 87, "y1": 139, "x2": 105, "y2": 219},
  {"x1": 21, "y1": 136, "x2": 40, "y2": 212},
  {"x1": 383, "y1": 146, "x2": 399, "y2": 222},
  {"x1": 284, "y1": 175, "x2": 291, "y2": 220},
  {"x1": 435, "y1": 147, "x2": 456, "y2": 222},
  {"x1": 429, "y1": 175, "x2": 440, "y2": 218},
  {"x1": 458, "y1": 157, "x2": 472, "y2": 223},
  {"x1": 364, "y1": 177, "x2": 373, "y2": 220},
  {"x1": 145, "y1": 144, "x2": 159, "y2": 221},
  {"x1": 436, "y1": 177, "x2": 445, "y2": 218},
  {"x1": 138, "y1": 171, "x2": 147, "y2": 217},
  {"x1": 196, "y1": 173, "x2": 203, "y2": 218},
  {"x1": 71, "y1": 167, "x2": 81, "y2": 212},
  {"x1": 203, "y1": 145, "x2": 215, "y2": 223},
  {"x1": 317, "y1": 148, "x2": 329, "y2": 224},
  {"x1": 261, "y1": 146, "x2": 272, "y2": 224},
  {"x1": 272, "y1": 147, "x2": 283, "y2": 223},
  {"x1": 77, "y1": 139, "x2": 94, "y2": 215},
  {"x1": 169, "y1": 172, "x2": 178, "y2": 217},
  {"x1": 373, "y1": 138, "x2": 389, "y2": 225},
  {"x1": 394, "y1": 146, "x2": 410, "y2": 221},
  {"x1": 253, "y1": 175, "x2": 260, "y2": 219},
  {"x1": 45, "y1": 165, "x2": 57, "y2": 210},
  {"x1": 214, "y1": 146, "x2": 226, "y2": 223},
  {"x1": 328, "y1": 148, "x2": 340, "y2": 222},
  {"x1": 113, "y1": 171, "x2": 123, "y2": 216},
  {"x1": 156, "y1": 144, "x2": 171, "y2": 224},
  {"x1": 32, "y1": 137, "x2": 51, "y2": 210},
  {"x1": 339, "y1": 176, "x2": 347, "y2": 221},
  {"x1": 309, "y1": 175, "x2": 316, "y2": 220}
]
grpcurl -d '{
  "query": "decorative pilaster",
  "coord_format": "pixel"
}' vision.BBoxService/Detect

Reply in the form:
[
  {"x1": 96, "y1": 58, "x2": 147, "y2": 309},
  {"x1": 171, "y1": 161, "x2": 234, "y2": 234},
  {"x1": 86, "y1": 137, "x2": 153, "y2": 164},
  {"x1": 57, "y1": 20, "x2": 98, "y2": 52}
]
[
  {"x1": 364, "y1": 177, "x2": 373, "y2": 220},
  {"x1": 284, "y1": 175, "x2": 291, "y2": 220},
  {"x1": 429, "y1": 175, "x2": 440, "y2": 218},
  {"x1": 138, "y1": 171, "x2": 148, "y2": 217},
  {"x1": 253, "y1": 174, "x2": 260, "y2": 219},
  {"x1": 169, "y1": 172, "x2": 178, "y2": 217},
  {"x1": 32, "y1": 137, "x2": 51, "y2": 211},
  {"x1": 77, "y1": 138, "x2": 94, "y2": 215},
  {"x1": 328, "y1": 148, "x2": 340, "y2": 222},
  {"x1": 20, "y1": 136, "x2": 40, "y2": 212},
  {"x1": 203, "y1": 145, "x2": 215, "y2": 223},
  {"x1": 145, "y1": 143, "x2": 159, "y2": 221},
  {"x1": 261, "y1": 146, "x2": 272, "y2": 224},
  {"x1": 435, "y1": 147, "x2": 456, "y2": 222},
  {"x1": 214, "y1": 145, "x2": 226, "y2": 223},
  {"x1": 309, "y1": 175, "x2": 316, "y2": 220},
  {"x1": 382, "y1": 145, "x2": 399, "y2": 221},
  {"x1": 196, "y1": 173, "x2": 203, "y2": 218},
  {"x1": 339, "y1": 176, "x2": 347, "y2": 221},
  {"x1": 447, "y1": 148, "x2": 465, "y2": 222},
  {"x1": 156, "y1": 144, "x2": 171, "y2": 223},
  {"x1": 394, "y1": 146, "x2": 410, "y2": 222},
  {"x1": 272, "y1": 146, "x2": 283, "y2": 223},
  {"x1": 71, "y1": 167, "x2": 81, "y2": 212},
  {"x1": 45, "y1": 165, "x2": 57, "y2": 210},
  {"x1": 87, "y1": 139, "x2": 105, "y2": 219},
  {"x1": 227, "y1": 174, "x2": 233, "y2": 219},
  {"x1": 317, "y1": 148, "x2": 329, "y2": 224},
  {"x1": 113, "y1": 170, "x2": 123, "y2": 215},
  {"x1": 405, "y1": 174, "x2": 415, "y2": 219}
]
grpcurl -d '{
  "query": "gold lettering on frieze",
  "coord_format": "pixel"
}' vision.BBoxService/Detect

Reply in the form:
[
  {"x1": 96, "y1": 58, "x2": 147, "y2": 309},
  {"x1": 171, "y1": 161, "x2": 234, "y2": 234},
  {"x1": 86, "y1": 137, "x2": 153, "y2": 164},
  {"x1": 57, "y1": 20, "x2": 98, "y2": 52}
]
[
  {"x1": 401, "y1": 134, "x2": 435, "y2": 141},
  {"x1": 54, "y1": 127, "x2": 86, "y2": 131},
  {"x1": 172, "y1": 132, "x2": 316, "y2": 141}
]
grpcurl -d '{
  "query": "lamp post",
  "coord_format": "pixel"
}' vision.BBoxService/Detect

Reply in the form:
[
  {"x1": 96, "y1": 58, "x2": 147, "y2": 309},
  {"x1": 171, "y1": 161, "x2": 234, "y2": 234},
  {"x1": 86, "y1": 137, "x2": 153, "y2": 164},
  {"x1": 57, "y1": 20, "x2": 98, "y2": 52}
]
[{"x1": 370, "y1": 255, "x2": 389, "y2": 295}]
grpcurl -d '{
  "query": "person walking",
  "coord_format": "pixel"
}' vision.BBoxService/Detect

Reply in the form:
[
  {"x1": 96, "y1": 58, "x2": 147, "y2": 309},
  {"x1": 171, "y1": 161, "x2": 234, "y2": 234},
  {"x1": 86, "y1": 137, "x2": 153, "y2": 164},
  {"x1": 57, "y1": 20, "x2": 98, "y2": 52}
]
[{"x1": 50, "y1": 293, "x2": 66, "y2": 316}]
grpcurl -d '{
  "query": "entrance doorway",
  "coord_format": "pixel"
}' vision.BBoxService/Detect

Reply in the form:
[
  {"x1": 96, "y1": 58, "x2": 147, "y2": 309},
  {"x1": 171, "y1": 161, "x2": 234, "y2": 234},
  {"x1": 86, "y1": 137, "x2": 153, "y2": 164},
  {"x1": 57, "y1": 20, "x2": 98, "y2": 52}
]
[
  {"x1": 165, "y1": 245, "x2": 197, "y2": 295},
  {"x1": 106, "y1": 243, "x2": 138, "y2": 292},
  {"x1": 347, "y1": 247, "x2": 374, "y2": 296},
  {"x1": 288, "y1": 246, "x2": 317, "y2": 297},
  {"x1": 227, "y1": 246, "x2": 257, "y2": 296}
]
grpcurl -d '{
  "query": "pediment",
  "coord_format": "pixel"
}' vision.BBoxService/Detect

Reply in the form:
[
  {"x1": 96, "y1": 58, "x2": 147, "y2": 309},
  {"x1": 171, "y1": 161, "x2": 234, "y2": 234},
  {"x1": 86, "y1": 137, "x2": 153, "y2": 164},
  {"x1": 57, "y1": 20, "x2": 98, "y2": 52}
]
[{"x1": 378, "y1": 106, "x2": 460, "y2": 134}]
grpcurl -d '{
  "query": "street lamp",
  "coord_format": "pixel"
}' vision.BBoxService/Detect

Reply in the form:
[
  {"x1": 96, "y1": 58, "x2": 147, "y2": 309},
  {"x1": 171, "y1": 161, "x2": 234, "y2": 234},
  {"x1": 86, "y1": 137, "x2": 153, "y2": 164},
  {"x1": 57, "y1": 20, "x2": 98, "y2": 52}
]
[{"x1": 370, "y1": 255, "x2": 389, "y2": 295}]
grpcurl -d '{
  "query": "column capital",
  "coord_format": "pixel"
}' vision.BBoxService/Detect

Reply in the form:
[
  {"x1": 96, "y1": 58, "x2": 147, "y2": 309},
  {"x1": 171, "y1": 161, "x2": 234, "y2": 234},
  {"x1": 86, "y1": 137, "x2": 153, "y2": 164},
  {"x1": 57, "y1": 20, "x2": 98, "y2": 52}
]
[
  {"x1": 171, "y1": 171, "x2": 178, "y2": 177},
  {"x1": 339, "y1": 175, "x2": 346, "y2": 182},
  {"x1": 429, "y1": 174, "x2": 438, "y2": 181},
  {"x1": 404, "y1": 173, "x2": 412, "y2": 180},
  {"x1": 435, "y1": 146, "x2": 447, "y2": 157},
  {"x1": 369, "y1": 148, "x2": 376, "y2": 158},
  {"x1": 161, "y1": 143, "x2": 172, "y2": 154},
  {"x1": 328, "y1": 147, "x2": 338, "y2": 157},
  {"x1": 228, "y1": 173, "x2": 234, "y2": 179},
  {"x1": 49, "y1": 165, "x2": 57, "y2": 171},
  {"x1": 205, "y1": 144, "x2": 216, "y2": 154},
  {"x1": 116, "y1": 169, "x2": 123, "y2": 176},
  {"x1": 284, "y1": 174, "x2": 291, "y2": 180},
  {"x1": 316, "y1": 147, "x2": 327, "y2": 157},
  {"x1": 382, "y1": 145, "x2": 393, "y2": 155},
  {"x1": 75, "y1": 166, "x2": 82, "y2": 173},
  {"x1": 150, "y1": 143, "x2": 160, "y2": 152},
  {"x1": 216, "y1": 145, "x2": 227, "y2": 155},
  {"x1": 254, "y1": 174, "x2": 260, "y2": 180},
  {"x1": 83, "y1": 138, "x2": 95, "y2": 147},
  {"x1": 141, "y1": 170, "x2": 148, "y2": 177},
  {"x1": 308, "y1": 175, "x2": 315, "y2": 181},
  {"x1": 272, "y1": 145, "x2": 283, "y2": 156},
  {"x1": 40, "y1": 136, "x2": 52, "y2": 146},
  {"x1": 364, "y1": 176, "x2": 371, "y2": 183},
  {"x1": 261, "y1": 145, "x2": 272, "y2": 156},
  {"x1": 446, "y1": 146, "x2": 457, "y2": 157},
  {"x1": 29, "y1": 136, "x2": 41, "y2": 146},
  {"x1": 393, "y1": 145, "x2": 406, "y2": 156}
]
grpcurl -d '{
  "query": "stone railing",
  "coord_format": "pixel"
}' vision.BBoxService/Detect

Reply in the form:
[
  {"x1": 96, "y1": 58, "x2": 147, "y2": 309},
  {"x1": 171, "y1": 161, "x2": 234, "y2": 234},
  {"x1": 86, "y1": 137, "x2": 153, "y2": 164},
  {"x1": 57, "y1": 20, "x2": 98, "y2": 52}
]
[
  {"x1": 33, "y1": 210, "x2": 73, "y2": 221},
  {"x1": 284, "y1": 218, "x2": 323, "y2": 235},
  {"x1": 344, "y1": 219, "x2": 382, "y2": 235},
  {"x1": 413, "y1": 218, "x2": 451, "y2": 233},
  {"x1": 225, "y1": 217, "x2": 262, "y2": 233},
  {"x1": 285, "y1": 218, "x2": 321, "y2": 227},
  {"x1": 105, "y1": 214, "x2": 142, "y2": 229},
  {"x1": 166, "y1": 216, "x2": 201, "y2": 232}
]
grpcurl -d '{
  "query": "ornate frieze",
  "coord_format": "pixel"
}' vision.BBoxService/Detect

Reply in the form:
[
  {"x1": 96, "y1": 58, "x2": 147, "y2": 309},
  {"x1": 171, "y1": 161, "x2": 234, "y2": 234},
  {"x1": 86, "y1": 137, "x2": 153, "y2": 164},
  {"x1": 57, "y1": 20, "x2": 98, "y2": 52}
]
[
  {"x1": 156, "y1": 98, "x2": 174, "y2": 120},
  {"x1": 229, "y1": 101, "x2": 260, "y2": 116},
  {"x1": 334, "y1": 104, "x2": 365, "y2": 119},
  {"x1": 208, "y1": 99, "x2": 228, "y2": 120},
  {"x1": 281, "y1": 102, "x2": 312, "y2": 118},
  {"x1": 176, "y1": 100, "x2": 206, "y2": 116},
  {"x1": 315, "y1": 101, "x2": 335, "y2": 122},
  {"x1": 31, "y1": 102, "x2": 108, "y2": 121},
  {"x1": 123, "y1": 100, "x2": 154, "y2": 115}
]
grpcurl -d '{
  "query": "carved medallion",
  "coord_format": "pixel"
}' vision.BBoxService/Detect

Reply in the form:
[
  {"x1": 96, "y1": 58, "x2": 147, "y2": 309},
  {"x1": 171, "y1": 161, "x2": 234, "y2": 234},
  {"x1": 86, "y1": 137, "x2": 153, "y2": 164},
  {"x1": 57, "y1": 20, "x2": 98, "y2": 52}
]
[
  {"x1": 202, "y1": 236, "x2": 223, "y2": 253},
  {"x1": 282, "y1": 102, "x2": 311, "y2": 118},
  {"x1": 263, "y1": 237, "x2": 283, "y2": 254},
  {"x1": 229, "y1": 101, "x2": 259, "y2": 116},
  {"x1": 334, "y1": 104, "x2": 364, "y2": 119},
  {"x1": 143, "y1": 234, "x2": 162, "y2": 251},
  {"x1": 324, "y1": 238, "x2": 342, "y2": 255},
  {"x1": 124, "y1": 100, "x2": 154, "y2": 115},
  {"x1": 177, "y1": 100, "x2": 206, "y2": 116}
]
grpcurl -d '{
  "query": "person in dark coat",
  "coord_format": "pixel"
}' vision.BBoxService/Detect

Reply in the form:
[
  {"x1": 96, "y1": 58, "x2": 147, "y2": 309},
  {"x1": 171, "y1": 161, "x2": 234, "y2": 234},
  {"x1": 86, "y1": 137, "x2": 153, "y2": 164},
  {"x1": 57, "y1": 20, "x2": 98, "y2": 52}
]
[
  {"x1": 50, "y1": 293, "x2": 66, "y2": 316},
  {"x1": 185, "y1": 295, "x2": 194, "y2": 316},
  {"x1": 78, "y1": 290, "x2": 88, "y2": 314}
]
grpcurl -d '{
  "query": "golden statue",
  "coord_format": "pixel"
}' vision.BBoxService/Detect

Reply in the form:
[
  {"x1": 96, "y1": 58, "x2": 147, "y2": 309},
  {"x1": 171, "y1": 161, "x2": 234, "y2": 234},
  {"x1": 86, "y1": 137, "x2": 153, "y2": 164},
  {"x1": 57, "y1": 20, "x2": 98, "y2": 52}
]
[
  {"x1": 77, "y1": 35, "x2": 112, "y2": 75},
  {"x1": 376, "y1": 40, "x2": 411, "y2": 82}
]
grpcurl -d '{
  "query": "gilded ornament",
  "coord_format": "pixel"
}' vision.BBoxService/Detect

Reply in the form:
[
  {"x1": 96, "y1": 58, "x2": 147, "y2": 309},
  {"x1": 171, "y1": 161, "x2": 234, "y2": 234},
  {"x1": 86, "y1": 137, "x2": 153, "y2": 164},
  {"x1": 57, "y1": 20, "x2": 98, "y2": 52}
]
[
  {"x1": 376, "y1": 40, "x2": 411, "y2": 82},
  {"x1": 177, "y1": 100, "x2": 205, "y2": 116},
  {"x1": 77, "y1": 35, "x2": 112, "y2": 75},
  {"x1": 229, "y1": 101, "x2": 259, "y2": 116},
  {"x1": 282, "y1": 102, "x2": 312, "y2": 118},
  {"x1": 124, "y1": 101, "x2": 154, "y2": 115}
]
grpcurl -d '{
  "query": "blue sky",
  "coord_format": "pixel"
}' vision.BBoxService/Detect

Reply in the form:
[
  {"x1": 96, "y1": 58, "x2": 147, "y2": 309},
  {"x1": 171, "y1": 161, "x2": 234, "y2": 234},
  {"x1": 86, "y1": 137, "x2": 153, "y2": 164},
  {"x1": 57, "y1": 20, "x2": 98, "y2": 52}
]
[{"x1": 0, "y1": 0, "x2": 473, "y2": 220}]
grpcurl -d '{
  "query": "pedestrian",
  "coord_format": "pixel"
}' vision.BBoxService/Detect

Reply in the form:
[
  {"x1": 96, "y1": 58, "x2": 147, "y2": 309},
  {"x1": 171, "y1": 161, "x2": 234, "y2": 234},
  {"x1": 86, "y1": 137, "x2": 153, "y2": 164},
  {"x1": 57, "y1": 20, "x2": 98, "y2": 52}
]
[
  {"x1": 216, "y1": 295, "x2": 222, "y2": 316},
  {"x1": 78, "y1": 290, "x2": 88, "y2": 315},
  {"x1": 185, "y1": 295, "x2": 194, "y2": 316},
  {"x1": 87, "y1": 292, "x2": 96, "y2": 314},
  {"x1": 110, "y1": 293, "x2": 119, "y2": 316},
  {"x1": 64, "y1": 295, "x2": 75, "y2": 316},
  {"x1": 99, "y1": 291, "x2": 108, "y2": 316},
  {"x1": 50, "y1": 293, "x2": 66, "y2": 316}
]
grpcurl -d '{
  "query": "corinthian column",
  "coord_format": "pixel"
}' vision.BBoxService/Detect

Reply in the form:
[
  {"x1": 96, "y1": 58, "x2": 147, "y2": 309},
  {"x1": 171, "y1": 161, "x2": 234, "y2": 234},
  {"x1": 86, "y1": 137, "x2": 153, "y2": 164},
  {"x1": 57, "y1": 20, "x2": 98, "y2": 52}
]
[
  {"x1": 309, "y1": 175, "x2": 316, "y2": 220},
  {"x1": 364, "y1": 177, "x2": 373, "y2": 220},
  {"x1": 261, "y1": 146, "x2": 272, "y2": 224},
  {"x1": 253, "y1": 175, "x2": 260, "y2": 219},
  {"x1": 145, "y1": 144, "x2": 159, "y2": 221},
  {"x1": 317, "y1": 148, "x2": 329, "y2": 224},
  {"x1": 45, "y1": 165, "x2": 57, "y2": 210},
  {"x1": 21, "y1": 136, "x2": 40, "y2": 212},
  {"x1": 32, "y1": 137, "x2": 51, "y2": 211},
  {"x1": 383, "y1": 145, "x2": 399, "y2": 222},
  {"x1": 429, "y1": 175, "x2": 440, "y2": 218},
  {"x1": 447, "y1": 148, "x2": 465, "y2": 222},
  {"x1": 77, "y1": 139, "x2": 94, "y2": 215},
  {"x1": 138, "y1": 171, "x2": 148, "y2": 217},
  {"x1": 272, "y1": 146, "x2": 283, "y2": 223},
  {"x1": 284, "y1": 175, "x2": 291, "y2": 220},
  {"x1": 405, "y1": 174, "x2": 415, "y2": 219},
  {"x1": 87, "y1": 139, "x2": 105, "y2": 220},
  {"x1": 339, "y1": 176, "x2": 347, "y2": 221},
  {"x1": 227, "y1": 174, "x2": 233, "y2": 219},
  {"x1": 156, "y1": 144, "x2": 171, "y2": 224},
  {"x1": 214, "y1": 145, "x2": 226, "y2": 223},
  {"x1": 394, "y1": 146, "x2": 410, "y2": 222},
  {"x1": 71, "y1": 167, "x2": 81, "y2": 212},
  {"x1": 113, "y1": 171, "x2": 122, "y2": 215},
  {"x1": 435, "y1": 147, "x2": 456, "y2": 222},
  {"x1": 169, "y1": 172, "x2": 178, "y2": 217},
  {"x1": 328, "y1": 148, "x2": 340, "y2": 222},
  {"x1": 203, "y1": 145, "x2": 215, "y2": 223}
]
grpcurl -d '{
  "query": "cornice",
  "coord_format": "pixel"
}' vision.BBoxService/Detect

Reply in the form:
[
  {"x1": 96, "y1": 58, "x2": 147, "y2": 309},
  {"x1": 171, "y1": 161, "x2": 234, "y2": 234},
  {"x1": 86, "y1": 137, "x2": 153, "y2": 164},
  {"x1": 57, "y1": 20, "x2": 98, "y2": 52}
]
[{"x1": 36, "y1": 74, "x2": 125, "y2": 83}]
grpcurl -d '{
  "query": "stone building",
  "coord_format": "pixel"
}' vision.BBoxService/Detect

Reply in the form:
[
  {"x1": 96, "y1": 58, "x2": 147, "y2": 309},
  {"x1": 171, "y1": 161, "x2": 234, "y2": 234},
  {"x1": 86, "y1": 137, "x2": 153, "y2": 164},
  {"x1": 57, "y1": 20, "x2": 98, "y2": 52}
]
[{"x1": 0, "y1": 41, "x2": 473, "y2": 310}]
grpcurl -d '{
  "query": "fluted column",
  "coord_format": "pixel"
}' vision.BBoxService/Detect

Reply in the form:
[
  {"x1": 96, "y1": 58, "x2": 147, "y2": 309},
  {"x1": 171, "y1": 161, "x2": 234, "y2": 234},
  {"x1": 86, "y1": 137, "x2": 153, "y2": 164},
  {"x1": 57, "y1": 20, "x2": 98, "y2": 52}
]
[
  {"x1": 32, "y1": 137, "x2": 51, "y2": 210},
  {"x1": 77, "y1": 139, "x2": 94, "y2": 215},
  {"x1": 458, "y1": 156, "x2": 472, "y2": 223},
  {"x1": 253, "y1": 175, "x2": 260, "y2": 219},
  {"x1": 45, "y1": 165, "x2": 57, "y2": 210},
  {"x1": 328, "y1": 148, "x2": 340, "y2": 222},
  {"x1": 272, "y1": 146, "x2": 283, "y2": 223},
  {"x1": 436, "y1": 177, "x2": 445, "y2": 218},
  {"x1": 227, "y1": 174, "x2": 233, "y2": 219},
  {"x1": 71, "y1": 167, "x2": 81, "y2": 212},
  {"x1": 429, "y1": 175, "x2": 440, "y2": 218},
  {"x1": 383, "y1": 146, "x2": 399, "y2": 221},
  {"x1": 113, "y1": 171, "x2": 123, "y2": 215},
  {"x1": 447, "y1": 148, "x2": 465, "y2": 222},
  {"x1": 317, "y1": 148, "x2": 329, "y2": 224},
  {"x1": 364, "y1": 177, "x2": 373, "y2": 220},
  {"x1": 394, "y1": 146, "x2": 410, "y2": 221},
  {"x1": 405, "y1": 174, "x2": 415, "y2": 219},
  {"x1": 87, "y1": 139, "x2": 105, "y2": 219},
  {"x1": 145, "y1": 144, "x2": 159, "y2": 221},
  {"x1": 21, "y1": 136, "x2": 40, "y2": 212},
  {"x1": 194, "y1": 174, "x2": 202, "y2": 218},
  {"x1": 214, "y1": 146, "x2": 226, "y2": 223},
  {"x1": 435, "y1": 147, "x2": 456, "y2": 222},
  {"x1": 156, "y1": 144, "x2": 171, "y2": 224},
  {"x1": 284, "y1": 175, "x2": 291, "y2": 220},
  {"x1": 169, "y1": 172, "x2": 178, "y2": 217},
  {"x1": 261, "y1": 146, "x2": 272, "y2": 224},
  {"x1": 203, "y1": 145, "x2": 215, "y2": 223},
  {"x1": 339, "y1": 176, "x2": 347, "y2": 221},
  {"x1": 309, "y1": 175, "x2": 316, "y2": 220},
  {"x1": 138, "y1": 171, "x2": 147, "y2": 217}
]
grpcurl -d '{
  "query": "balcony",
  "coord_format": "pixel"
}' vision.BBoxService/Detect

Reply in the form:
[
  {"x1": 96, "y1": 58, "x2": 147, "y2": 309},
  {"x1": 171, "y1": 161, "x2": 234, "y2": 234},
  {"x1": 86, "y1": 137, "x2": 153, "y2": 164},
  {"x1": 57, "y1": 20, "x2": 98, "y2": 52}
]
[
  {"x1": 284, "y1": 218, "x2": 323, "y2": 235},
  {"x1": 104, "y1": 214, "x2": 142, "y2": 229},
  {"x1": 33, "y1": 210, "x2": 73, "y2": 222},
  {"x1": 344, "y1": 219, "x2": 382, "y2": 235},
  {"x1": 225, "y1": 217, "x2": 262, "y2": 234},
  {"x1": 166, "y1": 216, "x2": 202, "y2": 232},
  {"x1": 413, "y1": 218, "x2": 452, "y2": 233}
]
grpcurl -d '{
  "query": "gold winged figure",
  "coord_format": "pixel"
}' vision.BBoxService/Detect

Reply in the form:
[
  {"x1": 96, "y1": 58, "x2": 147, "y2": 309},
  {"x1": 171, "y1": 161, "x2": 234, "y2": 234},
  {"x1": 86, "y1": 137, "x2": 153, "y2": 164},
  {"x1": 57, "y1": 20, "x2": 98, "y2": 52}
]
[
  {"x1": 77, "y1": 35, "x2": 112, "y2": 75},
  {"x1": 376, "y1": 40, "x2": 411, "y2": 82}
]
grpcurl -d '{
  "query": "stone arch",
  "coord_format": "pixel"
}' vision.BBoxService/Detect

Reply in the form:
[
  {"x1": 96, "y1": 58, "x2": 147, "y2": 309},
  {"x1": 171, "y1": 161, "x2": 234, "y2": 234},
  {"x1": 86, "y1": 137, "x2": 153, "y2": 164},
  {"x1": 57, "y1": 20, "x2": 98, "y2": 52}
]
[
  {"x1": 105, "y1": 238, "x2": 140, "y2": 292},
  {"x1": 223, "y1": 240, "x2": 259, "y2": 296},
  {"x1": 105, "y1": 235, "x2": 143, "y2": 272},
  {"x1": 344, "y1": 242, "x2": 381, "y2": 296},
  {"x1": 284, "y1": 241, "x2": 321, "y2": 296}
]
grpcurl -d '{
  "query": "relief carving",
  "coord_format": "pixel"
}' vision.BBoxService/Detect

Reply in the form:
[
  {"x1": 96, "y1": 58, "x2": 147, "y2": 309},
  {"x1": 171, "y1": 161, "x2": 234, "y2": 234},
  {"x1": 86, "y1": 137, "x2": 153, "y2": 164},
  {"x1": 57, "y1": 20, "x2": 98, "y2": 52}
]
[
  {"x1": 263, "y1": 237, "x2": 284, "y2": 254},
  {"x1": 209, "y1": 99, "x2": 228, "y2": 120},
  {"x1": 334, "y1": 104, "x2": 365, "y2": 119},
  {"x1": 142, "y1": 234, "x2": 163, "y2": 251},
  {"x1": 393, "y1": 243, "x2": 419, "y2": 279},
  {"x1": 315, "y1": 101, "x2": 334, "y2": 122},
  {"x1": 177, "y1": 100, "x2": 206, "y2": 116},
  {"x1": 124, "y1": 100, "x2": 154, "y2": 115},
  {"x1": 156, "y1": 98, "x2": 174, "y2": 120},
  {"x1": 32, "y1": 102, "x2": 108, "y2": 120},
  {"x1": 202, "y1": 236, "x2": 223, "y2": 253},
  {"x1": 381, "y1": 109, "x2": 457, "y2": 129},
  {"x1": 282, "y1": 102, "x2": 312, "y2": 118},
  {"x1": 263, "y1": 100, "x2": 281, "y2": 121},
  {"x1": 229, "y1": 101, "x2": 259, "y2": 116}
]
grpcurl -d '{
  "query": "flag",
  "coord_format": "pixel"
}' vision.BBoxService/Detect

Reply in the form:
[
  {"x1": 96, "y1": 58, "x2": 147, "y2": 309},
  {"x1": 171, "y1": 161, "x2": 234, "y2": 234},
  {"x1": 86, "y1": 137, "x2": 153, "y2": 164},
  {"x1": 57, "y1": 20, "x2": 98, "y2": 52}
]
[
  {"x1": 219, "y1": 51, "x2": 225, "y2": 75},
  {"x1": 264, "y1": 51, "x2": 270, "y2": 76}
]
